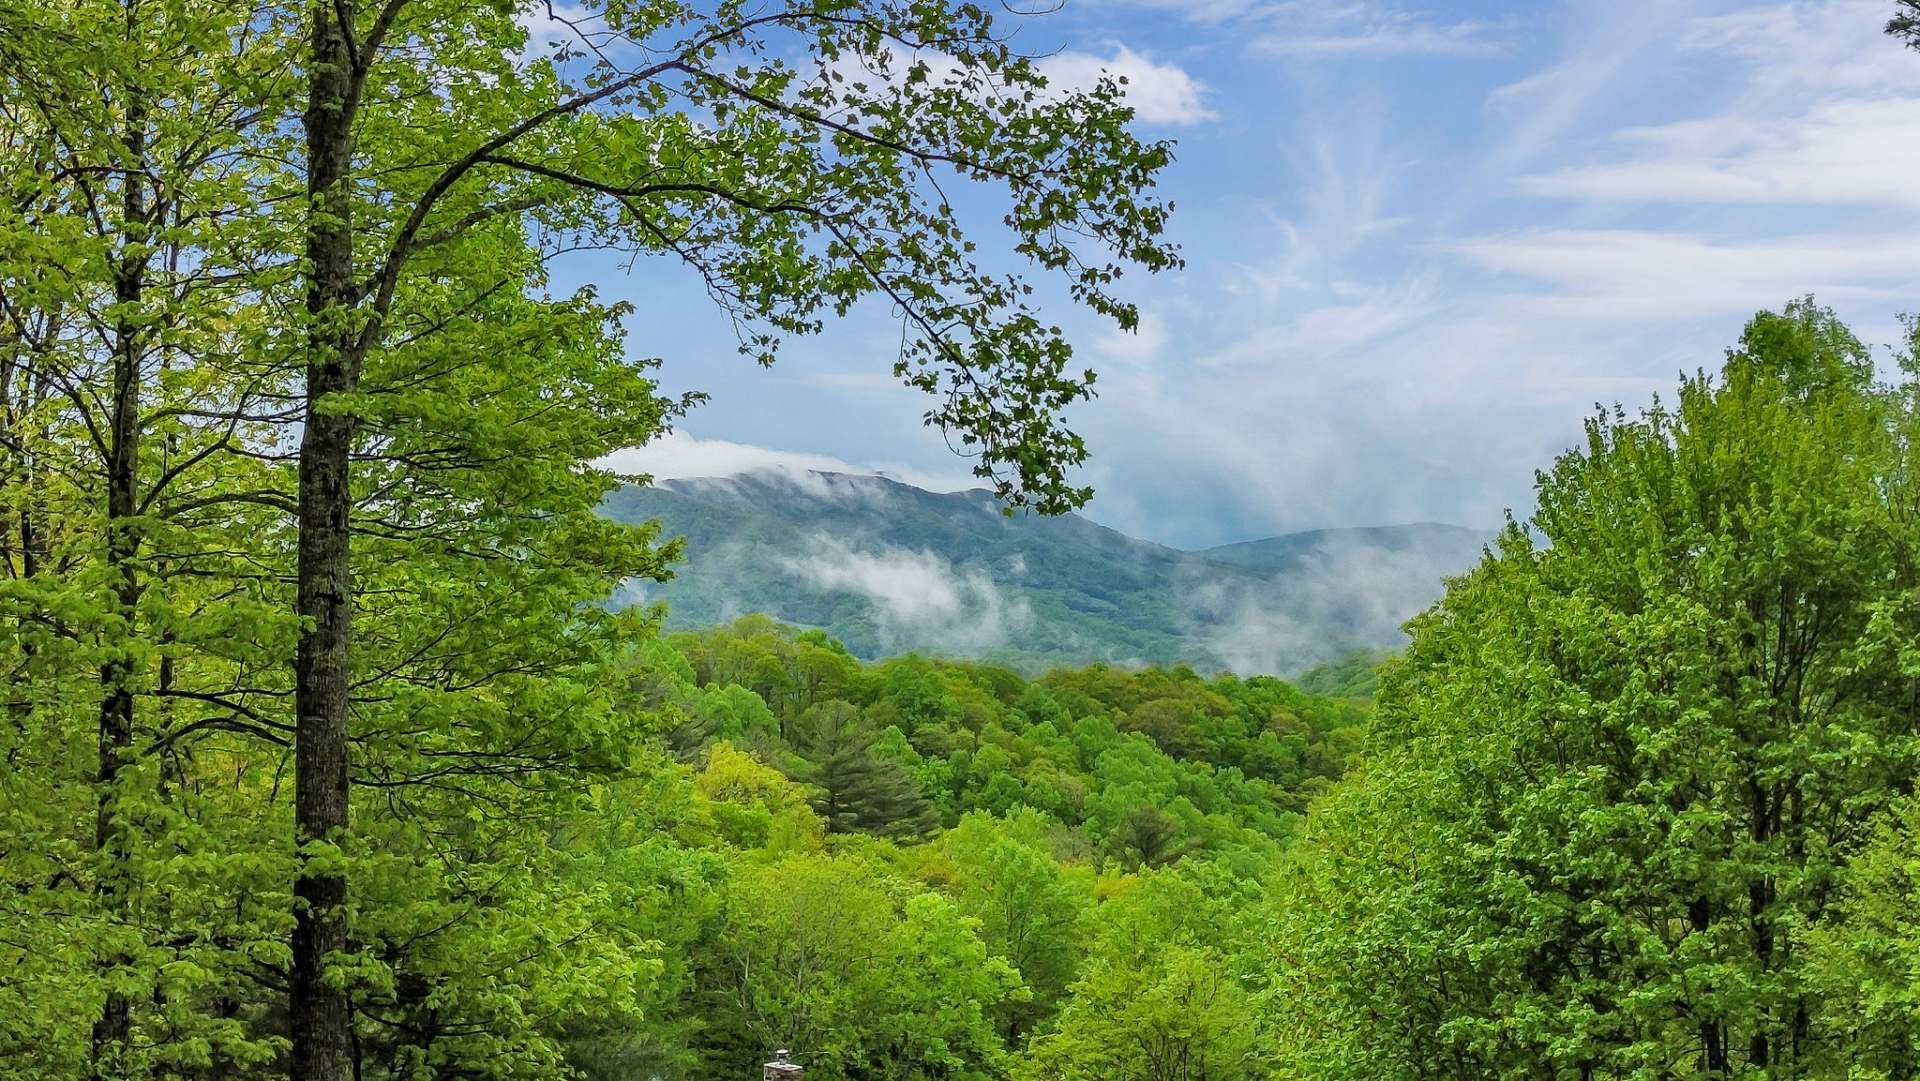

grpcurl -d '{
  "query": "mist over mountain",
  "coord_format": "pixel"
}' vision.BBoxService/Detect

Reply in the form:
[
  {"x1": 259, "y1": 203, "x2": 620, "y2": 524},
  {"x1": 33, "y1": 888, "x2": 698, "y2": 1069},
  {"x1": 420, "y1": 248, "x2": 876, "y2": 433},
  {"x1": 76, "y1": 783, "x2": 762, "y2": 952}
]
[{"x1": 601, "y1": 470, "x2": 1492, "y2": 673}]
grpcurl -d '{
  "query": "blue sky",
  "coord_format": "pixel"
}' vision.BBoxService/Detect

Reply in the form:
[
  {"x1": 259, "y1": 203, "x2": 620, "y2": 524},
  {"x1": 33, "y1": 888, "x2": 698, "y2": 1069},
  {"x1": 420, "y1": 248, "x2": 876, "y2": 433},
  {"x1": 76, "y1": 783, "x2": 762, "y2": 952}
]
[{"x1": 582, "y1": 0, "x2": 1920, "y2": 549}]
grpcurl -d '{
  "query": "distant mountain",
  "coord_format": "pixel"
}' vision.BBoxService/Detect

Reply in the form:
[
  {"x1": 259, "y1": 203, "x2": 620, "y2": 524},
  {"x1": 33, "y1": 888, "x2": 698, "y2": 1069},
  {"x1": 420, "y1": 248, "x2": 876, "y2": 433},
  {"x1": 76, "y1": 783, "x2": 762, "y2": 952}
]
[
  {"x1": 1200, "y1": 523, "x2": 1491, "y2": 571},
  {"x1": 600, "y1": 470, "x2": 1492, "y2": 674}
]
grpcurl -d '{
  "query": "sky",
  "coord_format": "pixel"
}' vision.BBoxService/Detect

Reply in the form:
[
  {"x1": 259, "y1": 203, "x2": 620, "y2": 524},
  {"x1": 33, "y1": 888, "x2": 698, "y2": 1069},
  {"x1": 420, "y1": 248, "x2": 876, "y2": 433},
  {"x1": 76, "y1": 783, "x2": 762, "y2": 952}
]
[{"x1": 578, "y1": 0, "x2": 1920, "y2": 550}]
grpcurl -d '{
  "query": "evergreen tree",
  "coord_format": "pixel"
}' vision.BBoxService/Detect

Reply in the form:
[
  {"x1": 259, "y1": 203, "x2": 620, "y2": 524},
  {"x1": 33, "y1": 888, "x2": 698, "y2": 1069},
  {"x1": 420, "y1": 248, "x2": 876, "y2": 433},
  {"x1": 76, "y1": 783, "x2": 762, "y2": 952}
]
[{"x1": 791, "y1": 700, "x2": 938, "y2": 838}]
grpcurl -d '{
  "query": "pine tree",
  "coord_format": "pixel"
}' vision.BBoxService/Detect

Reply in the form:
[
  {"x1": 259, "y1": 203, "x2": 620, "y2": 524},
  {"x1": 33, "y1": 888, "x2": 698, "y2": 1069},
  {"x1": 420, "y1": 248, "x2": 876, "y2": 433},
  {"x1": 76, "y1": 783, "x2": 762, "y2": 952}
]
[{"x1": 792, "y1": 701, "x2": 938, "y2": 838}]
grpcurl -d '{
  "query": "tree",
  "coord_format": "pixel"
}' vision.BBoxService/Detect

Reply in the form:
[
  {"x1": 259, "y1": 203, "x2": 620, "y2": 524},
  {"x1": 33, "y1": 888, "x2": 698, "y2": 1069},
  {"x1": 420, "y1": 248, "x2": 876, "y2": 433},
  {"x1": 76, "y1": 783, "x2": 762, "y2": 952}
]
[
  {"x1": 696, "y1": 740, "x2": 826, "y2": 853},
  {"x1": 1264, "y1": 301, "x2": 1920, "y2": 1078},
  {"x1": 1801, "y1": 796, "x2": 1920, "y2": 1078},
  {"x1": 1, "y1": 5, "x2": 298, "y2": 1076},
  {"x1": 1891, "y1": 1, "x2": 1919, "y2": 47},
  {"x1": 1022, "y1": 864, "x2": 1263, "y2": 1081},
  {"x1": 790, "y1": 700, "x2": 937, "y2": 838},
  {"x1": 941, "y1": 812, "x2": 1090, "y2": 1032},
  {"x1": 278, "y1": 4, "x2": 1178, "y2": 1072},
  {"x1": 706, "y1": 853, "x2": 1023, "y2": 1080}
]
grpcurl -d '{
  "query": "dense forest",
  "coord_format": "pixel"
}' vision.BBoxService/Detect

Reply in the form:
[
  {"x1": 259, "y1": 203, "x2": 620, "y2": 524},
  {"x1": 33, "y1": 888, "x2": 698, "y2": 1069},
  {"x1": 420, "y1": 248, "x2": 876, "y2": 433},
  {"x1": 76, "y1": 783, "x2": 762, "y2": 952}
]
[
  {"x1": 10, "y1": 607, "x2": 1370, "y2": 1078},
  {"x1": 9, "y1": 0, "x2": 1920, "y2": 1080}
]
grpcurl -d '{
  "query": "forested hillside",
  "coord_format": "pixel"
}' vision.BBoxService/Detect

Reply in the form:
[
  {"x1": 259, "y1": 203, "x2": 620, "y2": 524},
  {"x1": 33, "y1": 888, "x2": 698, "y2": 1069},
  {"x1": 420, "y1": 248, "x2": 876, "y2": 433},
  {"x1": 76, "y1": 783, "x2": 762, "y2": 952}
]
[
  {"x1": 9, "y1": 0, "x2": 1920, "y2": 1077},
  {"x1": 594, "y1": 617, "x2": 1368, "y2": 1081},
  {"x1": 603, "y1": 473, "x2": 1489, "y2": 671},
  {"x1": 0, "y1": 0, "x2": 1189, "y2": 1078}
]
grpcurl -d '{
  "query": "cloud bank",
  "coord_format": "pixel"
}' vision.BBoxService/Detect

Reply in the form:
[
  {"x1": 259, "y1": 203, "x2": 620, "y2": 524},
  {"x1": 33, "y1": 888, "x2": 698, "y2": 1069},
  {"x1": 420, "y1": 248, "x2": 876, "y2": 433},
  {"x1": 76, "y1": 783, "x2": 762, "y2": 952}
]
[
  {"x1": 1186, "y1": 538, "x2": 1484, "y2": 674},
  {"x1": 599, "y1": 431, "x2": 978, "y2": 493},
  {"x1": 776, "y1": 537, "x2": 1033, "y2": 654}
]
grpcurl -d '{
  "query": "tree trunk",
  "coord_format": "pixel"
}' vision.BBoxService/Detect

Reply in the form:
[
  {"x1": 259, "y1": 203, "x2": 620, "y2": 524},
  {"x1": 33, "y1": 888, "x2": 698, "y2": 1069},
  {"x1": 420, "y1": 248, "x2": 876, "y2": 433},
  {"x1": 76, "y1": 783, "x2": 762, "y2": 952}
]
[
  {"x1": 1690, "y1": 896, "x2": 1727, "y2": 1077},
  {"x1": 92, "y1": 91, "x2": 148, "y2": 1081},
  {"x1": 291, "y1": 4, "x2": 358, "y2": 1079}
]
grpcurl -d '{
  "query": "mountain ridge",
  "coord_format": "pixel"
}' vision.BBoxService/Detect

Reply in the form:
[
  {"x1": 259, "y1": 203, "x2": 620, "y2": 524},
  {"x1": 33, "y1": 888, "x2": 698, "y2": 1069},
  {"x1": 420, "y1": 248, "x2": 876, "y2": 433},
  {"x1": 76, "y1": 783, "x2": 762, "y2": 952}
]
[{"x1": 600, "y1": 469, "x2": 1492, "y2": 673}]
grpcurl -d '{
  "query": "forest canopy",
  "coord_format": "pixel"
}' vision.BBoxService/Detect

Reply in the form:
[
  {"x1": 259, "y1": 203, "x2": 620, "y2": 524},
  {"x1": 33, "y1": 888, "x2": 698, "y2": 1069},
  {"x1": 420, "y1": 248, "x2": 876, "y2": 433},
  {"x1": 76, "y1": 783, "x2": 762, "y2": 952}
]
[
  {"x1": 0, "y1": 0, "x2": 1177, "y2": 1078},
  {"x1": 17, "y1": 292, "x2": 1920, "y2": 1081},
  {"x1": 7, "y1": 0, "x2": 1920, "y2": 1078}
]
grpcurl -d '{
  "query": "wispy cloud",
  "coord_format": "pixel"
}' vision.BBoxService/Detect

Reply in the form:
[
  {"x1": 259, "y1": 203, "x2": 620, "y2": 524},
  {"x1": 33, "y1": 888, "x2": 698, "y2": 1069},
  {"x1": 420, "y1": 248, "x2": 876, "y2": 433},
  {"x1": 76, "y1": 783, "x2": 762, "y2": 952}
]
[
  {"x1": 1112, "y1": 0, "x2": 1504, "y2": 56},
  {"x1": 1449, "y1": 229, "x2": 1920, "y2": 319},
  {"x1": 1458, "y1": 2, "x2": 1920, "y2": 316},
  {"x1": 1254, "y1": 16, "x2": 1502, "y2": 58},
  {"x1": 1518, "y1": 98, "x2": 1920, "y2": 205},
  {"x1": 1514, "y1": 1, "x2": 1920, "y2": 207},
  {"x1": 777, "y1": 537, "x2": 1033, "y2": 653},
  {"x1": 1467, "y1": 2, "x2": 1703, "y2": 216}
]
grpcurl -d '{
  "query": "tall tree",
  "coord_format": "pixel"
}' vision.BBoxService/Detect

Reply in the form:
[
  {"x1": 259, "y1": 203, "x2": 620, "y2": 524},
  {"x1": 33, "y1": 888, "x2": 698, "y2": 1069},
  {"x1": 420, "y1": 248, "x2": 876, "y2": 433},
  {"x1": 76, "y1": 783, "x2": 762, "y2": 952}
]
[
  {"x1": 280, "y1": 6, "x2": 1177, "y2": 1076},
  {"x1": 790, "y1": 700, "x2": 937, "y2": 837},
  {"x1": 1, "y1": 5, "x2": 297, "y2": 1075},
  {"x1": 1265, "y1": 301, "x2": 1920, "y2": 1079}
]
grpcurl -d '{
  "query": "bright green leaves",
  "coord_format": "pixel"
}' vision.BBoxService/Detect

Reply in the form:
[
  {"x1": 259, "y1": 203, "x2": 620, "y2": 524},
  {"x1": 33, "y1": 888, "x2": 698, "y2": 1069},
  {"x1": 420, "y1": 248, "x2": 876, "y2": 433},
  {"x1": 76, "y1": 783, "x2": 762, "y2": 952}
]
[
  {"x1": 7, "y1": 0, "x2": 1183, "y2": 1075},
  {"x1": 381, "y1": 0, "x2": 1181, "y2": 514},
  {"x1": 1262, "y1": 302, "x2": 1920, "y2": 1080},
  {"x1": 1727, "y1": 296, "x2": 1874, "y2": 401},
  {"x1": 1801, "y1": 796, "x2": 1920, "y2": 1078},
  {"x1": 707, "y1": 852, "x2": 1025, "y2": 1080}
]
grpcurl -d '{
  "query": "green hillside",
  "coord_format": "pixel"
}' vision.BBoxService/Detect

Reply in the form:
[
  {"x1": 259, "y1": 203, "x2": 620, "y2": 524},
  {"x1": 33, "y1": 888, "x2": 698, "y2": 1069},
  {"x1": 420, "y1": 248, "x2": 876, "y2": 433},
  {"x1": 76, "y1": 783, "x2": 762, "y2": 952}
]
[{"x1": 602, "y1": 471, "x2": 1490, "y2": 673}]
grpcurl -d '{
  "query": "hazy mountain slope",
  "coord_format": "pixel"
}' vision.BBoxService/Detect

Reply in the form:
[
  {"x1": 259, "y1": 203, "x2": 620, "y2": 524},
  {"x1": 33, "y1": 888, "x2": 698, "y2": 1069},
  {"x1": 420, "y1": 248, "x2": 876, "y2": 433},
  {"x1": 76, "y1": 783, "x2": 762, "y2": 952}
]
[
  {"x1": 600, "y1": 470, "x2": 1492, "y2": 673},
  {"x1": 1200, "y1": 523, "x2": 1491, "y2": 573}
]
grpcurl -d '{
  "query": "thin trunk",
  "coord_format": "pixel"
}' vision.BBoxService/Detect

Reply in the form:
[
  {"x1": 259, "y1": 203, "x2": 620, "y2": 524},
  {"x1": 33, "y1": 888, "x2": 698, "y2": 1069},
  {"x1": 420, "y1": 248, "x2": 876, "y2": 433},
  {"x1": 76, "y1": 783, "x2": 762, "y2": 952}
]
[
  {"x1": 1690, "y1": 896, "x2": 1727, "y2": 1076},
  {"x1": 290, "y1": 3, "x2": 359, "y2": 1078},
  {"x1": 92, "y1": 88, "x2": 148, "y2": 1081},
  {"x1": 1747, "y1": 777, "x2": 1772, "y2": 1071},
  {"x1": 1, "y1": 331, "x2": 18, "y2": 581},
  {"x1": 9, "y1": 341, "x2": 55, "y2": 583}
]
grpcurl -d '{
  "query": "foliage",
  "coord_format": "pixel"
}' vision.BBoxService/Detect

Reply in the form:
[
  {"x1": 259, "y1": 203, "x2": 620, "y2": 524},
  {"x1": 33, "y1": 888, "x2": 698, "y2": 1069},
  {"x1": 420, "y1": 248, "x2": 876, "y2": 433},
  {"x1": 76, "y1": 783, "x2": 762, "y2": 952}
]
[
  {"x1": 1022, "y1": 863, "x2": 1268, "y2": 1081},
  {"x1": 1292, "y1": 648, "x2": 1392, "y2": 699},
  {"x1": 514, "y1": 616, "x2": 1361, "y2": 1079},
  {"x1": 1801, "y1": 796, "x2": 1920, "y2": 1079},
  {"x1": 1261, "y1": 301, "x2": 1920, "y2": 1080},
  {"x1": 2, "y1": 0, "x2": 1186, "y2": 1074}
]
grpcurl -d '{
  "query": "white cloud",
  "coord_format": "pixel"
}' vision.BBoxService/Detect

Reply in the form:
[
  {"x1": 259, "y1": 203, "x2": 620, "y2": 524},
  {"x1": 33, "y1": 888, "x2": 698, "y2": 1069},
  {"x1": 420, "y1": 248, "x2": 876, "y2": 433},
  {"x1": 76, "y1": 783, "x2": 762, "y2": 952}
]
[
  {"x1": 1449, "y1": 228, "x2": 1920, "y2": 319},
  {"x1": 1092, "y1": 310, "x2": 1170, "y2": 365},
  {"x1": 823, "y1": 41, "x2": 1213, "y2": 126},
  {"x1": 1080, "y1": 283, "x2": 1637, "y2": 547},
  {"x1": 1521, "y1": 96, "x2": 1920, "y2": 206},
  {"x1": 1203, "y1": 275, "x2": 1441, "y2": 366},
  {"x1": 777, "y1": 537, "x2": 1032, "y2": 653},
  {"x1": 1513, "y1": 1, "x2": 1920, "y2": 207},
  {"x1": 1233, "y1": 123, "x2": 1416, "y2": 301},
  {"x1": 513, "y1": 1, "x2": 634, "y2": 65},
  {"x1": 1683, "y1": 0, "x2": 1918, "y2": 92},
  {"x1": 1112, "y1": 0, "x2": 1503, "y2": 56},
  {"x1": 1255, "y1": 21, "x2": 1500, "y2": 57},
  {"x1": 1467, "y1": 2, "x2": 1701, "y2": 218},
  {"x1": 1037, "y1": 45, "x2": 1216, "y2": 125},
  {"x1": 1183, "y1": 537, "x2": 1484, "y2": 673},
  {"x1": 1251, "y1": 2, "x2": 1503, "y2": 57},
  {"x1": 598, "y1": 430, "x2": 978, "y2": 493},
  {"x1": 1100, "y1": 0, "x2": 1279, "y2": 25}
]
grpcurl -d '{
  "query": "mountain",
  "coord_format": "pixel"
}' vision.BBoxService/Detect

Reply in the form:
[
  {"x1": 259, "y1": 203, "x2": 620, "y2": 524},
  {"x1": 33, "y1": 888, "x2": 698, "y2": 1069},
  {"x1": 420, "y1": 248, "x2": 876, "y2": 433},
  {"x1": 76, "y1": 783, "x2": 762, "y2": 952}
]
[
  {"x1": 599, "y1": 470, "x2": 1492, "y2": 673},
  {"x1": 1201, "y1": 523, "x2": 1491, "y2": 571}
]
